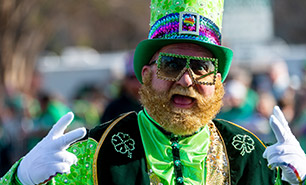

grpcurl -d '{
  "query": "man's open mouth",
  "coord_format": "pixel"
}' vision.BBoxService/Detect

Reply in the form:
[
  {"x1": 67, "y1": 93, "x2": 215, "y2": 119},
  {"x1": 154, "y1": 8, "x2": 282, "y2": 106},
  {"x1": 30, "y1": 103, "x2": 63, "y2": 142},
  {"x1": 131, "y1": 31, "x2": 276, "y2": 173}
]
[{"x1": 171, "y1": 94, "x2": 196, "y2": 108}]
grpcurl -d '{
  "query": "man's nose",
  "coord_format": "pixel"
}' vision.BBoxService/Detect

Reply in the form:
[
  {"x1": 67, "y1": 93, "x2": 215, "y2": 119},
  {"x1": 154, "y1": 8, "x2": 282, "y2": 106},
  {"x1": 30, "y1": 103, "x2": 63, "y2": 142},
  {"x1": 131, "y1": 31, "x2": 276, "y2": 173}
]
[{"x1": 176, "y1": 71, "x2": 194, "y2": 87}]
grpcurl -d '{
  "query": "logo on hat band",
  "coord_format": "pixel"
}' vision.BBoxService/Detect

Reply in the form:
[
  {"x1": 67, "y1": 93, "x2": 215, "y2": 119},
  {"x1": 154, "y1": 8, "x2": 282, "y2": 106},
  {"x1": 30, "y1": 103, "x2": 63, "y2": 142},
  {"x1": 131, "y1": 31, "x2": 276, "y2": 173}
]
[
  {"x1": 148, "y1": 12, "x2": 222, "y2": 46},
  {"x1": 179, "y1": 12, "x2": 200, "y2": 35}
]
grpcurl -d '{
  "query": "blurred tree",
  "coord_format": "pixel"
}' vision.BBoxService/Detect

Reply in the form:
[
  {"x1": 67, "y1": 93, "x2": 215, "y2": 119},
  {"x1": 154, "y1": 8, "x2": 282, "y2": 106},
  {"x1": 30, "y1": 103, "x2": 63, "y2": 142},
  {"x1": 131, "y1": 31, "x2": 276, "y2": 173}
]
[
  {"x1": 45, "y1": 0, "x2": 150, "y2": 52},
  {"x1": 0, "y1": 0, "x2": 150, "y2": 92},
  {"x1": 0, "y1": 0, "x2": 67, "y2": 91}
]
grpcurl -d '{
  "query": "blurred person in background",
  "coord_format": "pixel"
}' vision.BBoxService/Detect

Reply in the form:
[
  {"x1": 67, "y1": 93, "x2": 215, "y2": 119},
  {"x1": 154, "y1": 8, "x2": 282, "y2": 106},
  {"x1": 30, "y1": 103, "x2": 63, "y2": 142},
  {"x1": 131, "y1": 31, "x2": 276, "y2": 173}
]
[
  {"x1": 72, "y1": 85, "x2": 108, "y2": 129},
  {"x1": 217, "y1": 68, "x2": 258, "y2": 122},
  {"x1": 291, "y1": 63, "x2": 306, "y2": 152},
  {"x1": 242, "y1": 91, "x2": 277, "y2": 143},
  {"x1": 268, "y1": 60, "x2": 297, "y2": 125},
  {"x1": 0, "y1": 69, "x2": 72, "y2": 172},
  {"x1": 100, "y1": 50, "x2": 142, "y2": 123},
  {"x1": 18, "y1": 70, "x2": 71, "y2": 151},
  {"x1": 22, "y1": 70, "x2": 44, "y2": 122},
  {"x1": 0, "y1": 92, "x2": 25, "y2": 176},
  {"x1": 277, "y1": 87, "x2": 296, "y2": 123},
  {"x1": 269, "y1": 60, "x2": 290, "y2": 101},
  {"x1": 252, "y1": 62, "x2": 296, "y2": 125},
  {"x1": 292, "y1": 90, "x2": 306, "y2": 152},
  {"x1": 25, "y1": 91, "x2": 70, "y2": 150}
]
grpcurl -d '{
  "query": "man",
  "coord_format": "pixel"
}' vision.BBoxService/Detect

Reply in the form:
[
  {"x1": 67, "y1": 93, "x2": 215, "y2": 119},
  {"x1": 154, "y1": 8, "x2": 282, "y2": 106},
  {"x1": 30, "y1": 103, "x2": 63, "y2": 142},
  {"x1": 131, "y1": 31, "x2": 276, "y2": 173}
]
[
  {"x1": 1, "y1": 0, "x2": 306, "y2": 184},
  {"x1": 100, "y1": 50, "x2": 142, "y2": 123}
]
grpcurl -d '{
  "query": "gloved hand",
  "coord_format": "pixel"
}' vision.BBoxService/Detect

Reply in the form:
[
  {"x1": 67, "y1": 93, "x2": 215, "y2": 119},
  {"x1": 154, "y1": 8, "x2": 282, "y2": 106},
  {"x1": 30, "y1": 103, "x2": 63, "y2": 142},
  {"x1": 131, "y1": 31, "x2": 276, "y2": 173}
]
[
  {"x1": 263, "y1": 106, "x2": 306, "y2": 185},
  {"x1": 17, "y1": 112, "x2": 86, "y2": 185}
]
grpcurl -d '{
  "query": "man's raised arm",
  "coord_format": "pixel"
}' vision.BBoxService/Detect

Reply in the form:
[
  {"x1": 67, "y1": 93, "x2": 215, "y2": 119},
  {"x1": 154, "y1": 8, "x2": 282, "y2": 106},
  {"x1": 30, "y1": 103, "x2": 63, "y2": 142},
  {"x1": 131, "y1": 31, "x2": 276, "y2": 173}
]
[
  {"x1": 263, "y1": 106, "x2": 306, "y2": 185},
  {"x1": 16, "y1": 112, "x2": 86, "y2": 185}
]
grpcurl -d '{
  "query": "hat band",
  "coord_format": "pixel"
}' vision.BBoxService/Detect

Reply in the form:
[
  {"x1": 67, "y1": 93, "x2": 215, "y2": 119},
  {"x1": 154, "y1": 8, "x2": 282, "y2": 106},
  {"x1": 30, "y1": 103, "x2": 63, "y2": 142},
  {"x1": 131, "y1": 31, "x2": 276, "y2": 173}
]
[{"x1": 148, "y1": 12, "x2": 221, "y2": 46}]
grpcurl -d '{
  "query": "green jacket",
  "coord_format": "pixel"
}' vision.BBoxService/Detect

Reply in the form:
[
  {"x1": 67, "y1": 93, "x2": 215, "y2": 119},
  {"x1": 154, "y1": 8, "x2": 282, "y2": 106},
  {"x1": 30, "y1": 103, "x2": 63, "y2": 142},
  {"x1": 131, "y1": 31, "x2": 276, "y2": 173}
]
[{"x1": 1, "y1": 111, "x2": 289, "y2": 185}]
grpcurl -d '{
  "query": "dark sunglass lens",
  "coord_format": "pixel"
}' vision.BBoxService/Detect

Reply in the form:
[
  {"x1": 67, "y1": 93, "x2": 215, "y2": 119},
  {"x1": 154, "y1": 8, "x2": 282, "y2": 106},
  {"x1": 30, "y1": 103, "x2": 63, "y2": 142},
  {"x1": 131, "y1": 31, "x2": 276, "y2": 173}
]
[
  {"x1": 190, "y1": 60, "x2": 214, "y2": 75},
  {"x1": 159, "y1": 56, "x2": 185, "y2": 78}
]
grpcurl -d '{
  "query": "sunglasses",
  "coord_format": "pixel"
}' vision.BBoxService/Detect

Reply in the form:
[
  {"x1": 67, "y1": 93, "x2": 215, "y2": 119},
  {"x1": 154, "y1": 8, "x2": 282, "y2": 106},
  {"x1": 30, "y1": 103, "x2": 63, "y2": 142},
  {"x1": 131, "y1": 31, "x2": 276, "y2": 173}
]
[{"x1": 150, "y1": 52, "x2": 218, "y2": 85}]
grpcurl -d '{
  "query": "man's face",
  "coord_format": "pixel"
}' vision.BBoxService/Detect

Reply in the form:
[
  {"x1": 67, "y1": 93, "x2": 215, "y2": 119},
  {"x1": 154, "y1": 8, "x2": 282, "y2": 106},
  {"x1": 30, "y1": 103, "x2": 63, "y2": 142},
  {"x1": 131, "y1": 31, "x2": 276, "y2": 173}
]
[
  {"x1": 140, "y1": 43, "x2": 224, "y2": 136},
  {"x1": 144, "y1": 43, "x2": 220, "y2": 100}
]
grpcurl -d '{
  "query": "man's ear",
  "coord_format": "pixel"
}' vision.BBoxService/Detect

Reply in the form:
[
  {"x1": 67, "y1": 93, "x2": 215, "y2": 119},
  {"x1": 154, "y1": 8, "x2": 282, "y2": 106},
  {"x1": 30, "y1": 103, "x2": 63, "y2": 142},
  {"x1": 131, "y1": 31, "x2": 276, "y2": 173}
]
[{"x1": 141, "y1": 65, "x2": 151, "y2": 79}]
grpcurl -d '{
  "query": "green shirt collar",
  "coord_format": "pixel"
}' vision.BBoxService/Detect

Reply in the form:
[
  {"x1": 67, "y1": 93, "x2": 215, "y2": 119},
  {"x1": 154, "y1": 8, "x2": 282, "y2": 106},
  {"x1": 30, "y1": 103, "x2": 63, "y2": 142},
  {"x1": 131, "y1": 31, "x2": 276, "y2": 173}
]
[{"x1": 138, "y1": 109, "x2": 210, "y2": 184}]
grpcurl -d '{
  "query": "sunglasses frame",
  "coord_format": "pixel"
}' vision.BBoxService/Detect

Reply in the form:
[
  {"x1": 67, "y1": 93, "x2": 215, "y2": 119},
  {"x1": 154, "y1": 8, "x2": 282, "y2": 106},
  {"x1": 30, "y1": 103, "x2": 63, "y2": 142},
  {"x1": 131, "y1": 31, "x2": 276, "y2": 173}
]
[{"x1": 154, "y1": 52, "x2": 218, "y2": 85}]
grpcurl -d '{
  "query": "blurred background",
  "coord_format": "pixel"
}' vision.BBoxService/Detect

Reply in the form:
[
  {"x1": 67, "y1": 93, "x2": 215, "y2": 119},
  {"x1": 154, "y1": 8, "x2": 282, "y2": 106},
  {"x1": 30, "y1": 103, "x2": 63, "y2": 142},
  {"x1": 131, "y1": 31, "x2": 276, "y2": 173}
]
[{"x1": 1, "y1": 0, "x2": 306, "y2": 175}]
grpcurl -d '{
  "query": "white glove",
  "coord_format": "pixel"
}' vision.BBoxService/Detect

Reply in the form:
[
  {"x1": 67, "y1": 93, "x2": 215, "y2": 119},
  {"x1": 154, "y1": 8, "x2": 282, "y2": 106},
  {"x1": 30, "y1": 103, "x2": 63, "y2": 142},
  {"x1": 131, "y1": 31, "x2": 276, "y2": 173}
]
[
  {"x1": 17, "y1": 112, "x2": 86, "y2": 185},
  {"x1": 263, "y1": 106, "x2": 306, "y2": 185}
]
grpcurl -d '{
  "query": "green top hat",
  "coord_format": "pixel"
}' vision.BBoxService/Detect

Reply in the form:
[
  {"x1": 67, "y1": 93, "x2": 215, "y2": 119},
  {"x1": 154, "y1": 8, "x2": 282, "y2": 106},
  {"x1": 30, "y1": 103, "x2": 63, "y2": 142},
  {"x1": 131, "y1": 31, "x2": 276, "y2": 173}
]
[{"x1": 134, "y1": 0, "x2": 233, "y2": 83}]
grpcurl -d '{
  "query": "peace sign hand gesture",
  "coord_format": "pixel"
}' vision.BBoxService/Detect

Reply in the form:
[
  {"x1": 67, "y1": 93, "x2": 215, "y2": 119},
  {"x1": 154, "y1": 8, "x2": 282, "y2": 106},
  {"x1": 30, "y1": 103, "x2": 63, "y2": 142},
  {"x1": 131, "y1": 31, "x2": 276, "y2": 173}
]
[
  {"x1": 263, "y1": 106, "x2": 306, "y2": 185},
  {"x1": 17, "y1": 112, "x2": 86, "y2": 185}
]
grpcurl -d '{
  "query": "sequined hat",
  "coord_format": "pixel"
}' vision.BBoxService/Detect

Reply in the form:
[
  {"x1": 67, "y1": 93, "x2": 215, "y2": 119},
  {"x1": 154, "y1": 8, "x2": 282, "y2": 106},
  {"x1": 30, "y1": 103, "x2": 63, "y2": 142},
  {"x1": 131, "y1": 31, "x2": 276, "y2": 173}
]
[{"x1": 134, "y1": 0, "x2": 233, "y2": 83}]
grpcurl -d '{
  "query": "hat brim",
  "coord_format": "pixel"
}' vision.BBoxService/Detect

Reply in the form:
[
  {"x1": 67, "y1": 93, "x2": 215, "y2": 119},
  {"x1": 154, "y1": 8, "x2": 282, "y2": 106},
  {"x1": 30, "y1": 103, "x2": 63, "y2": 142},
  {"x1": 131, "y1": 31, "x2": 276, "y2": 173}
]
[{"x1": 134, "y1": 38, "x2": 233, "y2": 83}]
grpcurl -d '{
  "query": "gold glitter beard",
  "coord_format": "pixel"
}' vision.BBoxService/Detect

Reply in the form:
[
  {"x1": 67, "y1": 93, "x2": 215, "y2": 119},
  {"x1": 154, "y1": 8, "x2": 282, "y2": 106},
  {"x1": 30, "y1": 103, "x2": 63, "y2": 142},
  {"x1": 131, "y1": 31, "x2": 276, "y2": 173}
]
[{"x1": 140, "y1": 70, "x2": 224, "y2": 136}]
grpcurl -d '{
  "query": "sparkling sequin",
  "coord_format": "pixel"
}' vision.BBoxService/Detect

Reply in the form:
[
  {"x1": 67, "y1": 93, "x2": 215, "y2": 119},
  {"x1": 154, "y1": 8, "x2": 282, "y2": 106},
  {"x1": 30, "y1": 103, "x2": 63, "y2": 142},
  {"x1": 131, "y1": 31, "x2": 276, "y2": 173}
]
[
  {"x1": 171, "y1": 142, "x2": 179, "y2": 149},
  {"x1": 177, "y1": 177, "x2": 183, "y2": 182},
  {"x1": 206, "y1": 122, "x2": 230, "y2": 184},
  {"x1": 148, "y1": 13, "x2": 221, "y2": 46},
  {"x1": 175, "y1": 160, "x2": 181, "y2": 166},
  {"x1": 53, "y1": 138, "x2": 98, "y2": 184}
]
